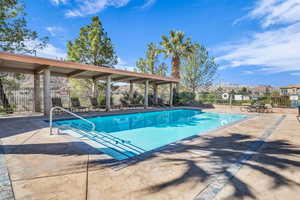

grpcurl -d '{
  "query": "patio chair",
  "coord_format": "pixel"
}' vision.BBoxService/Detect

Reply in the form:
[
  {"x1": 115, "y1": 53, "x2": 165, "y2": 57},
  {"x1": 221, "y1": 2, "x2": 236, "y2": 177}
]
[
  {"x1": 240, "y1": 103, "x2": 251, "y2": 112},
  {"x1": 120, "y1": 99, "x2": 130, "y2": 109},
  {"x1": 51, "y1": 97, "x2": 69, "y2": 114},
  {"x1": 129, "y1": 103, "x2": 144, "y2": 109},
  {"x1": 111, "y1": 103, "x2": 122, "y2": 110},
  {"x1": 264, "y1": 104, "x2": 273, "y2": 113},
  {"x1": 70, "y1": 97, "x2": 88, "y2": 112},
  {"x1": 90, "y1": 97, "x2": 106, "y2": 110},
  {"x1": 244, "y1": 102, "x2": 261, "y2": 112}
]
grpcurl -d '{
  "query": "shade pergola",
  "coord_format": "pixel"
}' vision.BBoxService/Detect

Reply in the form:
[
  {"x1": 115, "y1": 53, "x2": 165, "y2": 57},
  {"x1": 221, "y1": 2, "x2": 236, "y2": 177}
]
[{"x1": 0, "y1": 52, "x2": 179, "y2": 116}]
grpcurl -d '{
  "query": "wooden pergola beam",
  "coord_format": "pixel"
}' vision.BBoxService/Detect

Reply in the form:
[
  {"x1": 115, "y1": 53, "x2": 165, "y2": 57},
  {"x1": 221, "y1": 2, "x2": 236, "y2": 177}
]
[
  {"x1": 0, "y1": 52, "x2": 180, "y2": 84},
  {"x1": 131, "y1": 78, "x2": 149, "y2": 83},
  {"x1": 92, "y1": 73, "x2": 112, "y2": 81},
  {"x1": 112, "y1": 76, "x2": 135, "y2": 82},
  {"x1": 0, "y1": 66, "x2": 34, "y2": 74},
  {"x1": 67, "y1": 70, "x2": 86, "y2": 78},
  {"x1": 34, "y1": 65, "x2": 49, "y2": 73},
  {"x1": 155, "y1": 81, "x2": 173, "y2": 85}
]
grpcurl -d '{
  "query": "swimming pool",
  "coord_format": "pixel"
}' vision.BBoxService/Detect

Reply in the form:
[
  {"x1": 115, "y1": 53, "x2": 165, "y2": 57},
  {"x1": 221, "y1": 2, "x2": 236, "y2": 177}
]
[{"x1": 54, "y1": 109, "x2": 246, "y2": 160}]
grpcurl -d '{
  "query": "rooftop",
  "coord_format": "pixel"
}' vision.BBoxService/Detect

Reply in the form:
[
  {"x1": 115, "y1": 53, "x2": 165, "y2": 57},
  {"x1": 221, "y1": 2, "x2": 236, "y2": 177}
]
[{"x1": 280, "y1": 84, "x2": 300, "y2": 89}]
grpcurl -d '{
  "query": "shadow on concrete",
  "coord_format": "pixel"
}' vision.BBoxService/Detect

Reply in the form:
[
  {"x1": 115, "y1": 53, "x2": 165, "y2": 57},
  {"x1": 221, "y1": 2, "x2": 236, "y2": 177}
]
[{"x1": 130, "y1": 133, "x2": 300, "y2": 199}]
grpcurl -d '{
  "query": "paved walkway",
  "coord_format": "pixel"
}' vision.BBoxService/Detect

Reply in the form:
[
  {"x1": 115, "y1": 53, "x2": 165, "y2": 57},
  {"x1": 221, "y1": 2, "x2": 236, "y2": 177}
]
[{"x1": 0, "y1": 107, "x2": 299, "y2": 200}]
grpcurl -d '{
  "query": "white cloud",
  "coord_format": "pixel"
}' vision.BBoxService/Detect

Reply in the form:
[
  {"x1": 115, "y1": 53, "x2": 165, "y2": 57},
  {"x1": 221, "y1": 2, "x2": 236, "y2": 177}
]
[
  {"x1": 140, "y1": 0, "x2": 157, "y2": 9},
  {"x1": 217, "y1": 0, "x2": 300, "y2": 73},
  {"x1": 65, "y1": 0, "x2": 131, "y2": 17},
  {"x1": 290, "y1": 72, "x2": 300, "y2": 76},
  {"x1": 243, "y1": 70, "x2": 255, "y2": 75},
  {"x1": 249, "y1": 0, "x2": 300, "y2": 28},
  {"x1": 115, "y1": 57, "x2": 135, "y2": 71},
  {"x1": 50, "y1": 0, "x2": 68, "y2": 6},
  {"x1": 46, "y1": 26, "x2": 64, "y2": 37},
  {"x1": 37, "y1": 44, "x2": 67, "y2": 60},
  {"x1": 25, "y1": 40, "x2": 67, "y2": 60}
]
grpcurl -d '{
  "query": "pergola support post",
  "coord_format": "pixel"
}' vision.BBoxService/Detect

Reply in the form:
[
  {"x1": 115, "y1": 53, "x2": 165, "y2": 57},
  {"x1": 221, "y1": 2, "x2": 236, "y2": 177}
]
[
  {"x1": 129, "y1": 81, "x2": 134, "y2": 104},
  {"x1": 106, "y1": 75, "x2": 112, "y2": 111},
  {"x1": 153, "y1": 84, "x2": 158, "y2": 105},
  {"x1": 170, "y1": 83, "x2": 173, "y2": 107},
  {"x1": 33, "y1": 72, "x2": 41, "y2": 112},
  {"x1": 144, "y1": 80, "x2": 149, "y2": 109},
  {"x1": 43, "y1": 68, "x2": 51, "y2": 116},
  {"x1": 92, "y1": 78, "x2": 98, "y2": 98}
]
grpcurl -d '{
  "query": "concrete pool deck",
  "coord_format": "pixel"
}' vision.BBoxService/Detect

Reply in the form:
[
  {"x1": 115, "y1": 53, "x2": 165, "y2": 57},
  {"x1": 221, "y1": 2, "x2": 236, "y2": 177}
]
[{"x1": 0, "y1": 106, "x2": 299, "y2": 200}]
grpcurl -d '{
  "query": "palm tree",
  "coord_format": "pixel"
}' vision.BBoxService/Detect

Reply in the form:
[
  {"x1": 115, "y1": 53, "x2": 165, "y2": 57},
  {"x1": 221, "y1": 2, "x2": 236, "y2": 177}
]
[{"x1": 159, "y1": 30, "x2": 195, "y2": 80}]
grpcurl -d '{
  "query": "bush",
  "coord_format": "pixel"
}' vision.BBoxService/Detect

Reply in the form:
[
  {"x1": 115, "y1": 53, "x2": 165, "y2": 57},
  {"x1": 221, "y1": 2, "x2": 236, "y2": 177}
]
[
  {"x1": 175, "y1": 92, "x2": 196, "y2": 105},
  {"x1": 97, "y1": 95, "x2": 116, "y2": 105},
  {"x1": 120, "y1": 91, "x2": 143, "y2": 105}
]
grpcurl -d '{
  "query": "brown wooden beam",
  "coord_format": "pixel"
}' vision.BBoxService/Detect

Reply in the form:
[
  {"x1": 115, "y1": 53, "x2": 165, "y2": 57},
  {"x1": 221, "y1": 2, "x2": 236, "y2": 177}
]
[
  {"x1": 67, "y1": 70, "x2": 86, "y2": 78},
  {"x1": 0, "y1": 66, "x2": 34, "y2": 74},
  {"x1": 0, "y1": 52, "x2": 180, "y2": 83},
  {"x1": 112, "y1": 76, "x2": 135, "y2": 82},
  {"x1": 34, "y1": 65, "x2": 49, "y2": 73},
  {"x1": 92, "y1": 73, "x2": 112, "y2": 80},
  {"x1": 131, "y1": 78, "x2": 149, "y2": 83},
  {"x1": 50, "y1": 72, "x2": 68, "y2": 77},
  {"x1": 155, "y1": 81, "x2": 173, "y2": 85},
  {"x1": 150, "y1": 80, "x2": 165, "y2": 85}
]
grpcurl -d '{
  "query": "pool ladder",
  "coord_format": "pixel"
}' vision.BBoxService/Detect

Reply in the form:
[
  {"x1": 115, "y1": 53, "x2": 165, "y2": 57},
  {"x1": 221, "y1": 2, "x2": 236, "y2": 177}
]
[
  {"x1": 49, "y1": 106, "x2": 96, "y2": 135},
  {"x1": 49, "y1": 106, "x2": 146, "y2": 158}
]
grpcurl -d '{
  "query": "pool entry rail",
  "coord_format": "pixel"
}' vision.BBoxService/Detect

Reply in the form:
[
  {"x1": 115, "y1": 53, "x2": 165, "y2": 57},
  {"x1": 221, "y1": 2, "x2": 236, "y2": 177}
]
[
  {"x1": 49, "y1": 106, "x2": 146, "y2": 158},
  {"x1": 49, "y1": 106, "x2": 96, "y2": 135}
]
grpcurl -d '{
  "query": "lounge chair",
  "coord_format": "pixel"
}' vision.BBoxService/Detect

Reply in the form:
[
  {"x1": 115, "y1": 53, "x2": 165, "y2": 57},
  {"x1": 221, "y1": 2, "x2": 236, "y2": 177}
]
[
  {"x1": 111, "y1": 103, "x2": 122, "y2": 110},
  {"x1": 244, "y1": 102, "x2": 261, "y2": 112},
  {"x1": 120, "y1": 98, "x2": 144, "y2": 109},
  {"x1": 131, "y1": 104, "x2": 144, "y2": 108},
  {"x1": 120, "y1": 99, "x2": 130, "y2": 109},
  {"x1": 51, "y1": 97, "x2": 69, "y2": 114},
  {"x1": 240, "y1": 103, "x2": 251, "y2": 112},
  {"x1": 70, "y1": 97, "x2": 88, "y2": 112},
  {"x1": 90, "y1": 97, "x2": 106, "y2": 110},
  {"x1": 52, "y1": 97, "x2": 65, "y2": 108},
  {"x1": 264, "y1": 104, "x2": 273, "y2": 113}
]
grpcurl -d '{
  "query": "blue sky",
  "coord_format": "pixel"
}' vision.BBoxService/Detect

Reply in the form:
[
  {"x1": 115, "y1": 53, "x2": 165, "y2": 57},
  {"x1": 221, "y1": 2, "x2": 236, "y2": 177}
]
[{"x1": 24, "y1": 0, "x2": 300, "y2": 87}]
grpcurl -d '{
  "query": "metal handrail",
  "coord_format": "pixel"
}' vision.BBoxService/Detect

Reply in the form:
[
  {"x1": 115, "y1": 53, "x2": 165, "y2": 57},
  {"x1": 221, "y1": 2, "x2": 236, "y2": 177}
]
[{"x1": 49, "y1": 106, "x2": 96, "y2": 135}]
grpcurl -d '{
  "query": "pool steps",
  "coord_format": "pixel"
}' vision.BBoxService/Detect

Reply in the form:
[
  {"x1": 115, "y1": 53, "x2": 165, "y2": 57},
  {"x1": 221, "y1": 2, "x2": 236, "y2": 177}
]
[{"x1": 58, "y1": 123, "x2": 146, "y2": 160}]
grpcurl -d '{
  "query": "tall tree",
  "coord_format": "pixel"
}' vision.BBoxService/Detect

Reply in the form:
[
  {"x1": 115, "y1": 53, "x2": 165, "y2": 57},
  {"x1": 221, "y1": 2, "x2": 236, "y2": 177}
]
[
  {"x1": 0, "y1": 0, "x2": 48, "y2": 53},
  {"x1": 67, "y1": 16, "x2": 117, "y2": 67},
  {"x1": 159, "y1": 30, "x2": 195, "y2": 79},
  {"x1": 181, "y1": 43, "x2": 218, "y2": 95},
  {"x1": 0, "y1": 0, "x2": 48, "y2": 113},
  {"x1": 135, "y1": 43, "x2": 167, "y2": 76},
  {"x1": 67, "y1": 16, "x2": 118, "y2": 101}
]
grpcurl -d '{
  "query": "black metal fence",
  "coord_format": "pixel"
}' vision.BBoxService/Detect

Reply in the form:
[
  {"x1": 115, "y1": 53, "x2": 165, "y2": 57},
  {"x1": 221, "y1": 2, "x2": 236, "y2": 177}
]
[
  {"x1": 2, "y1": 87, "x2": 299, "y2": 114},
  {"x1": 0, "y1": 88, "x2": 34, "y2": 113},
  {"x1": 198, "y1": 95, "x2": 300, "y2": 108},
  {"x1": 0, "y1": 87, "x2": 151, "y2": 113}
]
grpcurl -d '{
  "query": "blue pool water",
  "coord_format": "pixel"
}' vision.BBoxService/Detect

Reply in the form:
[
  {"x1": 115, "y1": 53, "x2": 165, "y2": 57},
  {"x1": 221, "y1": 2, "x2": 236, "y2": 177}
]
[{"x1": 54, "y1": 109, "x2": 246, "y2": 160}]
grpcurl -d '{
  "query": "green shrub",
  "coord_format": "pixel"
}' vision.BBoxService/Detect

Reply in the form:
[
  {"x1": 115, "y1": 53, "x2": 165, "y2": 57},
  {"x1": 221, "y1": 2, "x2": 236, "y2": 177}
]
[{"x1": 175, "y1": 92, "x2": 196, "y2": 105}]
